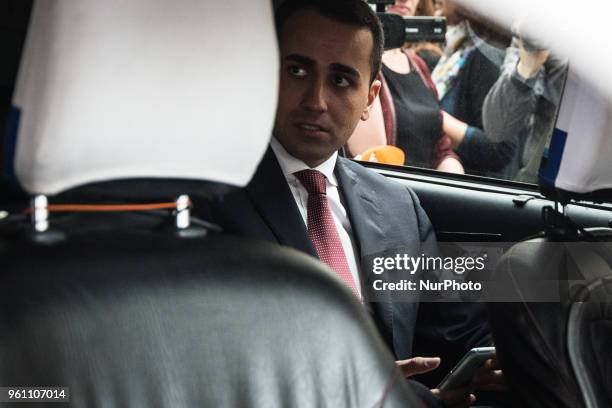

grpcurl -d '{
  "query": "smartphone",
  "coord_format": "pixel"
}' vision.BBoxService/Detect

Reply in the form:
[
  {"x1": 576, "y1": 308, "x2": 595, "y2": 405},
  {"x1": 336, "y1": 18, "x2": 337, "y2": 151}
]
[{"x1": 437, "y1": 347, "x2": 496, "y2": 391}]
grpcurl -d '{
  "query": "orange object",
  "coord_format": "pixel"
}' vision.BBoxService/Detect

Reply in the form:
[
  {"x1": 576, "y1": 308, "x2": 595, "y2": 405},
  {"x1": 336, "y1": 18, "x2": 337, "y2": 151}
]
[
  {"x1": 358, "y1": 145, "x2": 405, "y2": 165},
  {"x1": 23, "y1": 201, "x2": 188, "y2": 214}
]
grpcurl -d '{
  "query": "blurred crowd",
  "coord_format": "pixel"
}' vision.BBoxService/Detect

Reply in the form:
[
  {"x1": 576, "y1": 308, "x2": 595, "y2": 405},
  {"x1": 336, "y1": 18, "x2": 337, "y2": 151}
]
[{"x1": 350, "y1": 0, "x2": 568, "y2": 183}]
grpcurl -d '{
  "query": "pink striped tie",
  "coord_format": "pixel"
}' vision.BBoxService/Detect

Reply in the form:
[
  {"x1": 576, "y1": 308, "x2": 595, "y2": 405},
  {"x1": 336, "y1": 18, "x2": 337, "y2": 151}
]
[{"x1": 294, "y1": 169, "x2": 360, "y2": 298}]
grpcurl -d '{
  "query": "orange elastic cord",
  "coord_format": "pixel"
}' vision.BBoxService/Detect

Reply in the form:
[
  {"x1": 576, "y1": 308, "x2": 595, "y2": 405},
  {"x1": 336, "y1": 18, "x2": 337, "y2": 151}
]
[{"x1": 23, "y1": 201, "x2": 191, "y2": 214}]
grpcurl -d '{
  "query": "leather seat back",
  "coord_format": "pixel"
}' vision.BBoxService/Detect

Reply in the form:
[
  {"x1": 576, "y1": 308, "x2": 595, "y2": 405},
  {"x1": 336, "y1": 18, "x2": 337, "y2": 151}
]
[
  {"x1": 568, "y1": 274, "x2": 612, "y2": 408},
  {"x1": 489, "y1": 236, "x2": 612, "y2": 408},
  {"x1": 0, "y1": 223, "x2": 420, "y2": 407}
]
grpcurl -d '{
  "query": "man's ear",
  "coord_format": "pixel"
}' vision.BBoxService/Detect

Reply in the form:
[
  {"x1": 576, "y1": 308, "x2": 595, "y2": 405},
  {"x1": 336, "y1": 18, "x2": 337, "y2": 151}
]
[{"x1": 361, "y1": 79, "x2": 381, "y2": 121}]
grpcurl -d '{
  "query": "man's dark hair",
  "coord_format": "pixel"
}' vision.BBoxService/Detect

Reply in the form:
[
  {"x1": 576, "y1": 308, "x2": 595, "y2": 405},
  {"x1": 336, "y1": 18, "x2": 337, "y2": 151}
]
[{"x1": 275, "y1": 0, "x2": 384, "y2": 84}]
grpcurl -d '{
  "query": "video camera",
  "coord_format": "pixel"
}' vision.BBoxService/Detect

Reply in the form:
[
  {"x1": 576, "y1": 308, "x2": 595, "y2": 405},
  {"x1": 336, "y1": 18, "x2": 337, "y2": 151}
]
[{"x1": 367, "y1": 0, "x2": 447, "y2": 49}]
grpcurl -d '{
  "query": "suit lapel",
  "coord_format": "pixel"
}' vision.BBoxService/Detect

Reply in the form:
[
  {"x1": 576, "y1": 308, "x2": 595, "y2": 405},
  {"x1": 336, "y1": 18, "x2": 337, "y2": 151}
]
[
  {"x1": 335, "y1": 158, "x2": 395, "y2": 344},
  {"x1": 246, "y1": 147, "x2": 316, "y2": 257},
  {"x1": 334, "y1": 158, "x2": 387, "y2": 257}
]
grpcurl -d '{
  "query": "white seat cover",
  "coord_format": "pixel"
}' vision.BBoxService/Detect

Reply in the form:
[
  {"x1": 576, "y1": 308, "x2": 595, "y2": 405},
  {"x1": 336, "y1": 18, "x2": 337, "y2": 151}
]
[
  {"x1": 539, "y1": 68, "x2": 612, "y2": 194},
  {"x1": 12, "y1": 0, "x2": 278, "y2": 195}
]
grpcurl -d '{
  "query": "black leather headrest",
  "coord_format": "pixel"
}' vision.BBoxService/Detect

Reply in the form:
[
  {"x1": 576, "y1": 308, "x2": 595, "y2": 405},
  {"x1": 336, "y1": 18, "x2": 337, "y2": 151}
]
[{"x1": 0, "y1": 226, "x2": 421, "y2": 407}]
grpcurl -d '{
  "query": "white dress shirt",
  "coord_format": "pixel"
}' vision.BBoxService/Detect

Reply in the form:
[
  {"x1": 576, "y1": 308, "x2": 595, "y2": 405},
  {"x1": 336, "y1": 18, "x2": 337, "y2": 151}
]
[{"x1": 270, "y1": 137, "x2": 362, "y2": 297}]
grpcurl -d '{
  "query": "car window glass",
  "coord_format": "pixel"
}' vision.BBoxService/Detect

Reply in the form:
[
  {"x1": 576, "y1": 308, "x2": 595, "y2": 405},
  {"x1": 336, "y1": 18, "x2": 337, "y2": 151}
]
[{"x1": 351, "y1": 0, "x2": 568, "y2": 185}]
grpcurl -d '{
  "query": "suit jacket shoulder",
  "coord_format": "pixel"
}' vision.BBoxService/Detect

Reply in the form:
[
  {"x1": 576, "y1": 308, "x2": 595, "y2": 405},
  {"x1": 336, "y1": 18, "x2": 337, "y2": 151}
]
[
  {"x1": 335, "y1": 157, "x2": 436, "y2": 255},
  {"x1": 199, "y1": 148, "x2": 315, "y2": 256}
]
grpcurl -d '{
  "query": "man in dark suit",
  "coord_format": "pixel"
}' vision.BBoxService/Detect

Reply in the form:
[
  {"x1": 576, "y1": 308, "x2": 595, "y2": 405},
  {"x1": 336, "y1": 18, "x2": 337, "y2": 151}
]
[{"x1": 203, "y1": 1, "x2": 502, "y2": 405}]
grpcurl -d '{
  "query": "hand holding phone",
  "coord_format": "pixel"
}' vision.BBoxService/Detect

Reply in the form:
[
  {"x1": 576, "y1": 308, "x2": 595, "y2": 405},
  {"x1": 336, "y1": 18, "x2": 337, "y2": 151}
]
[{"x1": 437, "y1": 347, "x2": 496, "y2": 391}]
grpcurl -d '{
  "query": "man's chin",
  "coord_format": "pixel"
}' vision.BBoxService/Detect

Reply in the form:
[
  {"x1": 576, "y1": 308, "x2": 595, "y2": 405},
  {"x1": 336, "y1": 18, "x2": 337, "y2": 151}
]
[{"x1": 288, "y1": 145, "x2": 334, "y2": 168}]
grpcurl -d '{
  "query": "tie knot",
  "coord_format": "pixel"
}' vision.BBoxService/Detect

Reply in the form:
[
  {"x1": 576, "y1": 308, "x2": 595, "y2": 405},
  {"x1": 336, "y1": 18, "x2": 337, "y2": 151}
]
[{"x1": 294, "y1": 169, "x2": 327, "y2": 195}]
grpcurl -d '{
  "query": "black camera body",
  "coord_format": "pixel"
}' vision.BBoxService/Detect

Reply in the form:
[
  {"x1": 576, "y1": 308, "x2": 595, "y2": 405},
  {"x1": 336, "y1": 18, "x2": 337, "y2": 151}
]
[
  {"x1": 403, "y1": 16, "x2": 446, "y2": 43},
  {"x1": 367, "y1": 0, "x2": 394, "y2": 5},
  {"x1": 367, "y1": 1, "x2": 446, "y2": 48},
  {"x1": 378, "y1": 13, "x2": 447, "y2": 49}
]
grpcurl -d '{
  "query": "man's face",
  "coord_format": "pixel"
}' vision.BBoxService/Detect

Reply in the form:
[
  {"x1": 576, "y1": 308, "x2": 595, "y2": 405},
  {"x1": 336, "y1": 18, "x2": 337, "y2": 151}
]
[{"x1": 273, "y1": 9, "x2": 381, "y2": 167}]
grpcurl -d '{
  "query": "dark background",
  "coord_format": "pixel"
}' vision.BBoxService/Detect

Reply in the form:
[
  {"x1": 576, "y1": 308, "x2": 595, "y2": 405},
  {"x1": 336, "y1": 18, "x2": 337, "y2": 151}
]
[{"x1": 0, "y1": 0, "x2": 33, "y2": 205}]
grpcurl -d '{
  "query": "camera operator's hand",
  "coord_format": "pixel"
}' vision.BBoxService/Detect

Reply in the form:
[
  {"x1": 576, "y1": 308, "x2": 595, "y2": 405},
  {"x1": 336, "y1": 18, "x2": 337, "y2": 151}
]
[{"x1": 517, "y1": 38, "x2": 550, "y2": 79}]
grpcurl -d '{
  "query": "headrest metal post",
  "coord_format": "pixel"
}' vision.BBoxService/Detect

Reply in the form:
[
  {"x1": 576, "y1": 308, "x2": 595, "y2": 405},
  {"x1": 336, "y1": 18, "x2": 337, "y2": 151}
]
[
  {"x1": 31, "y1": 195, "x2": 49, "y2": 233},
  {"x1": 176, "y1": 195, "x2": 190, "y2": 230}
]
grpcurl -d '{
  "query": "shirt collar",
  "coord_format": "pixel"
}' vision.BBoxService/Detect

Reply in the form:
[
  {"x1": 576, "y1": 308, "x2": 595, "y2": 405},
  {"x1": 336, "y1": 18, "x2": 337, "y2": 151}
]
[{"x1": 270, "y1": 137, "x2": 338, "y2": 186}]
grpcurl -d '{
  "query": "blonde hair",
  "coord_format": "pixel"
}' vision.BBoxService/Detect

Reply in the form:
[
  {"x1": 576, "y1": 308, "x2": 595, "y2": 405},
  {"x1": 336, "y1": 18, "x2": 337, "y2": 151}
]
[{"x1": 415, "y1": 0, "x2": 435, "y2": 17}]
